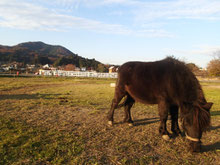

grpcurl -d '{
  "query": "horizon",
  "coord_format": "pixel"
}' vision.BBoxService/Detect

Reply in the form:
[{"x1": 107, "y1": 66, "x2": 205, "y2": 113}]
[
  {"x1": 0, "y1": 41, "x2": 211, "y2": 68},
  {"x1": 1, "y1": 0, "x2": 220, "y2": 68}
]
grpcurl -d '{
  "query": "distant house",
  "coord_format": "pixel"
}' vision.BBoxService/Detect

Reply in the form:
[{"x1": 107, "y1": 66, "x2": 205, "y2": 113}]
[
  {"x1": 87, "y1": 67, "x2": 96, "y2": 72},
  {"x1": 27, "y1": 64, "x2": 36, "y2": 69},
  {"x1": 39, "y1": 69, "x2": 53, "y2": 76},
  {"x1": 8, "y1": 62, "x2": 23, "y2": 70},
  {"x1": 81, "y1": 67, "x2": 86, "y2": 72},
  {"x1": 109, "y1": 66, "x2": 118, "y2": 73},
  {"x1": 50, "y1": 67, "x2": 57, "y2": 71},
  {"x1": 75, "y1": 67, "x2": 80, "y2": 71},
  {"x1": 42, "y1": 64, "x2": 51, "y2": 69},
  {"x1": 3, "y1": 66, "x2": 13, "y2": 71}
]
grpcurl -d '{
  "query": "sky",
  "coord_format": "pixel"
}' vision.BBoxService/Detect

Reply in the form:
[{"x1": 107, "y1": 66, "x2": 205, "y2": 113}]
[{"x1": 1, "y1": 0, "x2": 220, "y2": 68}]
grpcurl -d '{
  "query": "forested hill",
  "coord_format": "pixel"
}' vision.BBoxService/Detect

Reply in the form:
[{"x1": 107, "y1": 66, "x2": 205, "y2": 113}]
[{"x1": 0, "y1": 41, "x2": 102, "y2": 69}]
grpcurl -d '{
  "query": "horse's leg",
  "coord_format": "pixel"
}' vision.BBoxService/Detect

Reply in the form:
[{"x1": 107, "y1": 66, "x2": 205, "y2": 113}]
[
  {"x1": 158, "y1": 100, "x2": 170, "y2": 140},
  {"x1": 123, "y1": 94, "x2": 135, "y2": 126},
  {"x1": 170, "y1": 105, "x2": 181, "y2": 136},
  {"x1": 107, "y1": 86, "x2": 125, "y2": 126}
]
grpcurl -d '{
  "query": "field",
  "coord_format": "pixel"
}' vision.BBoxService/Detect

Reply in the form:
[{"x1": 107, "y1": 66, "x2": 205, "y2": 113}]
[{"x1": 0, "y1": 76, "x2": 219, "y2": 165}]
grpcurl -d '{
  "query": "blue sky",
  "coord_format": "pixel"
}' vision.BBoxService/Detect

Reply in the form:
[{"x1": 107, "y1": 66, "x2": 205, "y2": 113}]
[{"x1": 1, "y1": 0, "x2": 220, "y2": 68}]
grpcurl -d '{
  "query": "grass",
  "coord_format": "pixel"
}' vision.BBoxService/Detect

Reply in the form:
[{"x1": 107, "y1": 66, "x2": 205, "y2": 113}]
[
  {"x1": 0, "y1": 76, "x2": 219, "y2": 164},
  {"x1": 0, "y1": 118, "x2": 84, "y2": 164},
  {"x1": 201, "y1": 82, "x2": 220, "y2": 116}
]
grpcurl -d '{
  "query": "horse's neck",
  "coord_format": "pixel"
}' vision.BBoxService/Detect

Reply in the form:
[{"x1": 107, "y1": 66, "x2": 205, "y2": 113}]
[{"x1": 197, "y1": 84, "x2": 207, "y2": 104}]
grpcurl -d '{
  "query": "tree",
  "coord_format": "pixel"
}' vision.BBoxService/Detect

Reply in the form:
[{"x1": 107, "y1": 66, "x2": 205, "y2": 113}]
[
  {"x1": 37, "y1": 56, "x2": 51, "y2": 65},
  {"x1": 185, "y1": 62, "x2": 208, "y2": 76},
  {"x1": 186, "y1": 63, "x2": 200, "y2": 73},
  {"x1": 64, "y1": 64, "x2": 76, "y2": 71},
  {"x1": 79, "y1": 59, "x2": 86, "y2": 68},
  {"x1": 53, "y1": 57, "x2": 69, "y2": 67},
  {"x1": 207, "y1": 59, "x2": 220, "y2": 77},
  {"x1": 96, "y1": 64, "x2": 108, "y2": 72},
  {"x1": 206, "y1": 50, "x2": 220, "y2": 77}
]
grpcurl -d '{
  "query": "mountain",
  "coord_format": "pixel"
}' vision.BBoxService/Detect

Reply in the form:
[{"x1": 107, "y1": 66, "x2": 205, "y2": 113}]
[
  {"x1": 0, "y1": 41, "x2": 102, "y2": 70},
  {"x1": 17, "y1": 41, "x2": 74, "y2": 57}
]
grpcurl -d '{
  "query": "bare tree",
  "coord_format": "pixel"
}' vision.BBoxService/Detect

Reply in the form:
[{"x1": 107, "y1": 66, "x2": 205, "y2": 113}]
[
  {"x1": 207, "y1": 51, "x2": 220, "y2": 76},
  {"x1": 64, "y1": 64, "x2": 76, "y2": 71}
]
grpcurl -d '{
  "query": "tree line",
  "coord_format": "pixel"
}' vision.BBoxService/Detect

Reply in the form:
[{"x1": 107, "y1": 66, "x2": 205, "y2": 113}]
[{"x1": 186, "y1": 50, "x2": 220, "y2": 77}]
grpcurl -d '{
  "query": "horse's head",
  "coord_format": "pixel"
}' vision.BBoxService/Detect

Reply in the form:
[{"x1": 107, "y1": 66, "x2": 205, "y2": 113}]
[{"x1": 182, "y1": 102, "x2": 213, "y2": 152}]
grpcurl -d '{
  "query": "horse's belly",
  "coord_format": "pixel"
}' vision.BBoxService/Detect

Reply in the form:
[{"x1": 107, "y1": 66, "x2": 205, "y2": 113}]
[
  {"x1": 125, "y1": 85, "x2": 158, "y2": 105},
  {"x1": 133, "y1": 96, "x2": 157, "y2": 105}
]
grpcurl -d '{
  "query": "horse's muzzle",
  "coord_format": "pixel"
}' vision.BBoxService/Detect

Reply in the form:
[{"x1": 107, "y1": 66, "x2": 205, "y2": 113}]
[{"x1": 189, "y1": 140, "x2": 201, "y2": 152}]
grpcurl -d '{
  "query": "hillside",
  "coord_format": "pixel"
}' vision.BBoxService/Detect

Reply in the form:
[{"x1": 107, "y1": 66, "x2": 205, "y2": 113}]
[{"x1": 0, "y1": 41, "x2": 102, "y2": 70}]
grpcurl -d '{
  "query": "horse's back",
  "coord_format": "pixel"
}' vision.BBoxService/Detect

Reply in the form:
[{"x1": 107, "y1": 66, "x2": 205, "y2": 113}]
[{"x1": 117, "y1": 58, "x2": 199, "y2": 105}]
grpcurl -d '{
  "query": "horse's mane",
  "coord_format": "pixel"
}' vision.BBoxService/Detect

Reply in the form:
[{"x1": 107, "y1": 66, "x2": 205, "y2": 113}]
[
  {"x1": 193, "y1": 81, "x2": 211, "y2": 131},
  {"x1": 193, "y1": 103, "x2": 211, "y2": 132}
]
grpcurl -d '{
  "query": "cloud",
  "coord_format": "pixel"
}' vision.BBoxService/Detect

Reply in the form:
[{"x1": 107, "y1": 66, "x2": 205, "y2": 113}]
[
  {"x1": 132, "y1": 0, "x2": 220, "y2": 22},
  {"x1": 55, "y1": 0, "x2": 137, "y2": 6},
  {"x1": 33, "y1": 0, "x2": 136, "y2": 9},
  {"x1": 163, "y1": 45, "x2": 220, "y2": 67},
  {"x1": 52, "y1": 0, "x2": 220, "y2": 21},
  {"x1": 165, "y1": 45, "x2": 220, "y2": 56},
  {"x1": 0, "y1": 0, "x2": 174, "y2": 38},
  {"x1": 2, "y1": 0, "x2": 219, "y2": 38},
  {"x1": 0, "y1": 0, "x2": 132, "y2": 35},
  {"x1": 108, "y1": 11, "x2": 124, "y2": 16},
  {"x1": 30, "y1": 0, "x2": 220, "y2": 21},
  {"x1": 135, "y1": 29, "x2": 174, "y2": 38}
]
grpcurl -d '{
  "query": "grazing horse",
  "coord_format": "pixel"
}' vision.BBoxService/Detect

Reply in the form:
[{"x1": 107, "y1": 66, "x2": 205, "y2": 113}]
[{"x1": 107, "y1": 57, "x2": 213, "y2": 152}]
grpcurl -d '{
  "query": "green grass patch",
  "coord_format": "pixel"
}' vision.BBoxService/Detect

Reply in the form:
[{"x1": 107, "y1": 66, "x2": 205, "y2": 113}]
[{"x1": 0, "y1": 117, "x2": 84, "y2": 164}]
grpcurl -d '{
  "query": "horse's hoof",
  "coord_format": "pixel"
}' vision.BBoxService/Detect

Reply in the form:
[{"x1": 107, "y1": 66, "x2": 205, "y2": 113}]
[
  {"x1": 108, "y1": 121, "x2": 113, "y2": 126},
  {"x1": 128, "y1": 123, "x2": 134, "y2": 127},
  {"x1": 162, "y1": 135, "x2": 170, "y2": 141}
]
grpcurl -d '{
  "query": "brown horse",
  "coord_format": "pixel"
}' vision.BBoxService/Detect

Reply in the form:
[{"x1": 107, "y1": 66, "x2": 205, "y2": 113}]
[{"x1": 107, "y1": 57, "x2": 213, "y2": 152}]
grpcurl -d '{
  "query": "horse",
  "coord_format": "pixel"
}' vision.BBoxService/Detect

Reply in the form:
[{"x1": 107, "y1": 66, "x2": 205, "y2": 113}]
[{"x1": 107, "y1": 57, "x2": 213, "y2": 152}]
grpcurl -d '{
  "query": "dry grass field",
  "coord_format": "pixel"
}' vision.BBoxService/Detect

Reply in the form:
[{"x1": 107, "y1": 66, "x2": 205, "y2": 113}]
[{"x1": 0, "y1": 76, "x2": 219, "y2": 164}]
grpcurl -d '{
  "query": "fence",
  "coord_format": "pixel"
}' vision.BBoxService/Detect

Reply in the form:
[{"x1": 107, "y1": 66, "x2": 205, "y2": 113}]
[{"x1": 39, "y1": 69, "x2": 118, "y2": 78}]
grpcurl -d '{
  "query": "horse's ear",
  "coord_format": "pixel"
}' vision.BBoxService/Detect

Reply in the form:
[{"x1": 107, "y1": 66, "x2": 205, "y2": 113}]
[{"x1": 202, "y1": 102, "x2": 213, "y2": 111}]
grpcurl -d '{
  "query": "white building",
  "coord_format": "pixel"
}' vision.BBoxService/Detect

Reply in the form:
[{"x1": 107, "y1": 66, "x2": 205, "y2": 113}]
[{"x1": 39, "y1": 69, "x2": 118, "y2": 78}]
